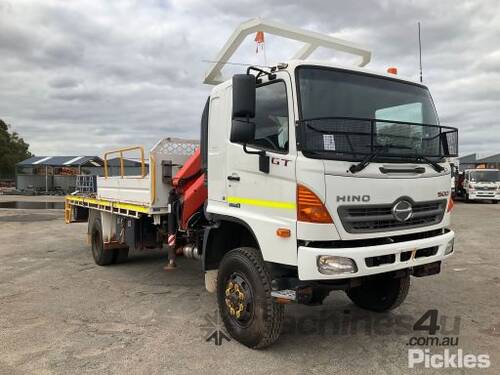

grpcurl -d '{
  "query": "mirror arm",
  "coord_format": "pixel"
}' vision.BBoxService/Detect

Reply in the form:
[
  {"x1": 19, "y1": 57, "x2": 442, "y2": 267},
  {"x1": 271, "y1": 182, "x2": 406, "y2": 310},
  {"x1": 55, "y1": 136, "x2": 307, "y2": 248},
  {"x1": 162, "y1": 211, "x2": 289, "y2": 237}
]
[
  {"x1": 243, "y1": 143, "x2": 264, "y2": 156},
  {"x1": 242, "y1": 144, "x2": 270, "y2": 174},
  {"x1": 246, "y1": 66, "x2": 276, "y2": 80}
]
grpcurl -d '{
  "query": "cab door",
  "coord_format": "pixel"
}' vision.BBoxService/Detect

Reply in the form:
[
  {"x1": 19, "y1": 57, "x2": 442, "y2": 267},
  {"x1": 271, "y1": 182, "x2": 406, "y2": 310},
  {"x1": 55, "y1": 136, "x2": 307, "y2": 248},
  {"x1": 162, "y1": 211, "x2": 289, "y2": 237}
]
[{"x1": 225, "y1": 74, "x2": 297, "y2": 266}]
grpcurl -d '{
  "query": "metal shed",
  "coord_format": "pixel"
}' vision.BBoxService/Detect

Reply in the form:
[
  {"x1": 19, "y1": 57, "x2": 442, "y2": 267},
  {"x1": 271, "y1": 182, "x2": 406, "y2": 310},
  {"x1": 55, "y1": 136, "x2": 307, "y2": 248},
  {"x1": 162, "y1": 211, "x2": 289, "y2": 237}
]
[
  {"x1": 16, "y1": 156, "x2": 150, "y2": 194},
  {"x1": 458, "y1": 153, "x2": 478, "y2": 171},
  {"x1": 458, "y1": 153, "x2": 500, "y2": 171},
  {"x1": 16, "y1": 156, "x2": 103, "y2": 194},
  {"x1": 476, "y1": 153, "x2": 500, "y2": 170}
]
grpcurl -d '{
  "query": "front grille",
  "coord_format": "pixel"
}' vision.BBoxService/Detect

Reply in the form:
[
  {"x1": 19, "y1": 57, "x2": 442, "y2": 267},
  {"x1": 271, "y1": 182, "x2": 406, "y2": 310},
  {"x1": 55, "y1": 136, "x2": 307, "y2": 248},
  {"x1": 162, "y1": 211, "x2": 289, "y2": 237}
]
[
  {"x1": 401, "y1": 246, "x2": 438, "y2": 261},
  {"x1": 365, "y1": 254, "x2": 396, "y2": 267},
  {"x1": 338, "y1": 199, "x2": 447, "y2": 233},
  {"x1": 476, "y1": 186, "x2": 496, "y2": 191},
  {"x1": 365, "y1": 246, "x2": 439, "y2": 268}
]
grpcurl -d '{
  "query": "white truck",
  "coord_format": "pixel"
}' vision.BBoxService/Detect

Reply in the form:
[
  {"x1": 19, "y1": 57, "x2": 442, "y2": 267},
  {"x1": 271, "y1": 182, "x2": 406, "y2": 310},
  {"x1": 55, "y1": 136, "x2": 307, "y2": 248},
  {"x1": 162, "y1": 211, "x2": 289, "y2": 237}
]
[
  {"x1": 449, "y1": 157, "x2": 459, "y2": 198},
  {"x1": 462, "y1": 169, "x2": 500, "y2": 203},
  {"x1": 65, "y1": 19, "x2": 458, "y2": 348}
]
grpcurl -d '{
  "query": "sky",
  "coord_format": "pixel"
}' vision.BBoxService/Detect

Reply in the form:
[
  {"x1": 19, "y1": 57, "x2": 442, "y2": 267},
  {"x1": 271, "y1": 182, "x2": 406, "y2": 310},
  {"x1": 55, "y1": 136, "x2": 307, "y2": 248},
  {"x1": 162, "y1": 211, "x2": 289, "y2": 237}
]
[{"x1": 0, "y1": 0, "x2": 499, "y2": 157}]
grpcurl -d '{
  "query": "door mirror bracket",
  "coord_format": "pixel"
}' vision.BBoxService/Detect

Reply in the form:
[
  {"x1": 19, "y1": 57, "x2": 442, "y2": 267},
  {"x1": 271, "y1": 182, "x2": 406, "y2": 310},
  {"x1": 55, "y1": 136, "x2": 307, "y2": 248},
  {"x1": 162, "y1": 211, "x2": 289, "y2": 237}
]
[{"x1": 243, "y1": 145, "x2": 270, "y2": 174}]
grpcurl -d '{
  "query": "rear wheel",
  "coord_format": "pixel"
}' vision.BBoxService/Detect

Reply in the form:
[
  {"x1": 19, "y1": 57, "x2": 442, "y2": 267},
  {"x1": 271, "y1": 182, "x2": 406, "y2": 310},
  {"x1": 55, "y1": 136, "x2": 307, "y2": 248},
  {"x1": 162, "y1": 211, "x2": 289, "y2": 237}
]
[
  {"x1": 91, "y1": 217, "x2": 114, "y2": 266},
  {"x1": 217, "y1": 247, "x2": 284, "y2": 349},
  {"x1": 346, "y1": 274, "x2": 410, "y2": 312}
]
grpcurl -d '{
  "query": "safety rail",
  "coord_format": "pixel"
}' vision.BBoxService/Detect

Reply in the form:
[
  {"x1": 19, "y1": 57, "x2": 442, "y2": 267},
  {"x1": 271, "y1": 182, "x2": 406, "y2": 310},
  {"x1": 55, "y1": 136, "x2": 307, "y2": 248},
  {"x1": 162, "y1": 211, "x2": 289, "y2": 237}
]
[
  {"x1": 103, "y1": 146, "x2": 147, "y2": 178},
  {"x1": 296, "y1": 117, "x2": 459, "y2": 161}
]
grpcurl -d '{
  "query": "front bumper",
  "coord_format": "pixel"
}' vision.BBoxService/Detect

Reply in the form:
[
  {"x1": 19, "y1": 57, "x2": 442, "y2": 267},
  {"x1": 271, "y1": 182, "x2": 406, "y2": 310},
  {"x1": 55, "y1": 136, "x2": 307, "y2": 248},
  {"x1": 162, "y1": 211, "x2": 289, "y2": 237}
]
[
  {"x1": 468, "y1": 192, "x2": 500, "y2": 200},
  {"x1": 298, "y1": 230, "x2": 454, "y2": 280}
]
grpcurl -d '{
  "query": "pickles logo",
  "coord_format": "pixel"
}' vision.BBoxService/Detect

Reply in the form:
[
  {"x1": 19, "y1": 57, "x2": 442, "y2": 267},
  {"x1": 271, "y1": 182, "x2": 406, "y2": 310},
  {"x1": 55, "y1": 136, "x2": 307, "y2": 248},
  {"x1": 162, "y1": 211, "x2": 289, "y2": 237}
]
[{"x1": 408, "y1": 349, "x2": 490, "y2": 369}]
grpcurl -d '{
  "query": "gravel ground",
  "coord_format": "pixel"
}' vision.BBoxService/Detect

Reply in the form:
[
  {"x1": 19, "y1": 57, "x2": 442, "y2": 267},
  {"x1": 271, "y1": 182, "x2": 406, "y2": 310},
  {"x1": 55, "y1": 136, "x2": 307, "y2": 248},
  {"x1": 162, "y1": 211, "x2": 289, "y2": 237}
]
[{"x1": 0, "y1": 195, "x2": 499, "y2": 374}]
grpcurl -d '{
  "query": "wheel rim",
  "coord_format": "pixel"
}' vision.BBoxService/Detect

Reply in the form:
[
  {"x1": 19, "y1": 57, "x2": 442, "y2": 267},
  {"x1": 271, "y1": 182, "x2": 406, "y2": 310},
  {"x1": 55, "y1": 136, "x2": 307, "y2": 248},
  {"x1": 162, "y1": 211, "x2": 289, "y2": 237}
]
[{"x1": 224, "y1": 272, "x2": 254, "y2": 327}]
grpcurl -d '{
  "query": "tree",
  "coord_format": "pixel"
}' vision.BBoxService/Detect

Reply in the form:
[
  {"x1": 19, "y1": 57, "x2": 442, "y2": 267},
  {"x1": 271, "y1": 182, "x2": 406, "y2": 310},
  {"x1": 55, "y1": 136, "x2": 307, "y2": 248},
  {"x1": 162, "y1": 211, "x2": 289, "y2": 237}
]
[{"x1": 0, "y1": 119, "x2": 33, "y2": 177}]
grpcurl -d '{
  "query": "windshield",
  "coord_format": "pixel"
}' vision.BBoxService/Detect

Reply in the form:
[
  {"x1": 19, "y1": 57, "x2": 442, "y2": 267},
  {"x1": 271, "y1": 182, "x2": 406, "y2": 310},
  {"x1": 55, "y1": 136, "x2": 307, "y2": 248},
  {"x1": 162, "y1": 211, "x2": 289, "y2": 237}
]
[
  {"x1": 469, "y1": 171, "x2": 500, "y2": 182},
  {"x1": 296, "y1": 66, "x2": 457, "y2": 162}
]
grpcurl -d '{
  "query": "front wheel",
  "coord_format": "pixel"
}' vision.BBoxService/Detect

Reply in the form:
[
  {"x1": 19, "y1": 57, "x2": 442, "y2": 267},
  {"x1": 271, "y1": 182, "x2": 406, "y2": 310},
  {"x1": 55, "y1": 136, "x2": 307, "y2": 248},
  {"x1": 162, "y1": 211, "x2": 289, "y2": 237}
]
[
  {"x1": 217, "y1": 247, "x2": 284, "y2": 349},
  {"x1": 346, "y1": 274, "x2": 410, "y2": 312}
]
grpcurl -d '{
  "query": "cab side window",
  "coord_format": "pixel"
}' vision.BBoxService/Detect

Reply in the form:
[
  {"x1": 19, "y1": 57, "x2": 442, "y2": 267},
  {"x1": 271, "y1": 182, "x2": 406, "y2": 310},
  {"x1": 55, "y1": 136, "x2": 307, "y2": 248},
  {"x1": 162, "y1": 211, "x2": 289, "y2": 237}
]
[{"x1": 248, "y1": 81, "x2": 289, "y2": 152}]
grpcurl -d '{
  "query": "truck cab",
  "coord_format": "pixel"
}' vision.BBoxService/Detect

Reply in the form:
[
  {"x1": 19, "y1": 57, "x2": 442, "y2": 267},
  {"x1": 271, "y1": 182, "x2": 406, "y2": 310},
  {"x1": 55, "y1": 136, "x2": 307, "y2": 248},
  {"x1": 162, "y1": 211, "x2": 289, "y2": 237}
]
[
  {"x1": 463, "y1": 169, "x2": 500, "y2": 203},
  {"x1": 205, "y1": 59, "x2": 457, "y2": 278},
  {"x1": 201, "y1": 55, "x2": 457, "y2": 346}
]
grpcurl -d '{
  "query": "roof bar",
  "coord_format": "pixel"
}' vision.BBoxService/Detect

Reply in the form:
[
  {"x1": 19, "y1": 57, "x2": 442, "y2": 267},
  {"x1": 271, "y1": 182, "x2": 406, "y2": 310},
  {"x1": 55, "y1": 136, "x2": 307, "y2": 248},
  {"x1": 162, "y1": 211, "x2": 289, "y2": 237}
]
[{"x1": 203, "y1": 18, "x2": 372, "y2": 85}]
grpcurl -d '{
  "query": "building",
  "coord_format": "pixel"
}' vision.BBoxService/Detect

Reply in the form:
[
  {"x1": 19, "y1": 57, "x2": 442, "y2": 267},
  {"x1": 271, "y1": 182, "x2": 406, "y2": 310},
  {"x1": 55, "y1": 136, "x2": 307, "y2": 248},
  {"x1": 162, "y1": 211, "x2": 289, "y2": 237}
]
[
  {"x1": 16, "y1": 156, "x2": 103, "y2": 193},
  {"x1": 457, "y1": 153, "x2": 478, "y2": 171},
  {"x1": 16, "y1": 156, "x2": 148, "y2": 194},
  {"x1": 457, "y1": 153, "x2": 500, "y2": 171},
  {"x1": 475, "y1": 153, "x2": 500, "y2": 170}
]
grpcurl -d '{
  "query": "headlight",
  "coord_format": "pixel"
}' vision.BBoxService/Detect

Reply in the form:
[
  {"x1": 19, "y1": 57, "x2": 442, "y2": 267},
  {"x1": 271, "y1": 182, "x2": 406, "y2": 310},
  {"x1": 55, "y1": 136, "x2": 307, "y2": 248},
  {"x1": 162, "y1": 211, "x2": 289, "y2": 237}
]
[{"x1": 317, "y1": 256, "x2": 357, "y2": 275}]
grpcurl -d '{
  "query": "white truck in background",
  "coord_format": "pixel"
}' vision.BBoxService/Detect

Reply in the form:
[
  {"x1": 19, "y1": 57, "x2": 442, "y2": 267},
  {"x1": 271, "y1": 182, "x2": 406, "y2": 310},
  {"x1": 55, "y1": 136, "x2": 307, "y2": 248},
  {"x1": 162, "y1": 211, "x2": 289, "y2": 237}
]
[
  {"x1": 449, "y1": 157, "x2": 459, "y2": 198},
  {"x1": 462, "y1": 169, "x2": 500, "y2": 203},
  {"x1": 65, "y1": 19, "x2": 458, "y2": 348}
]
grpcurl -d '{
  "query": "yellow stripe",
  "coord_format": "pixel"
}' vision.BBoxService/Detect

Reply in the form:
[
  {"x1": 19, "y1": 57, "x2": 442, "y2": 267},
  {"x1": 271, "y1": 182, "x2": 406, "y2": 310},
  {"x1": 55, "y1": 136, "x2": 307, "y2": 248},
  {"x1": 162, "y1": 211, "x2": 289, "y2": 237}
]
[
  {"x1": 227, "y1": 196, "x2": 295, "y2": 210},
  {"x1": 65, "y1": 195, "x2": 149, "y2": 213}
]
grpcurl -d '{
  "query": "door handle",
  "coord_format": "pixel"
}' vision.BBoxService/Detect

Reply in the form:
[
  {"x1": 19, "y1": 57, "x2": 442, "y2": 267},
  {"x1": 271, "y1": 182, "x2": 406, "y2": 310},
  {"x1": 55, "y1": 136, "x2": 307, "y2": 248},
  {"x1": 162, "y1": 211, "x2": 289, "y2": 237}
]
[{"x1": 227, "y1": 175, "x2": 240, "y2": 181}]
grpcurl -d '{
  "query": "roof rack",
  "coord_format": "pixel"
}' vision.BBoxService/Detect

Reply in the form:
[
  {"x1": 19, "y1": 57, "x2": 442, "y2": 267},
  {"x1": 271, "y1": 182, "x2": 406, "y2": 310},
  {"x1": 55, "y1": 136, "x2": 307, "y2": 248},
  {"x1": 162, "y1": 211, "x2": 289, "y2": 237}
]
[{"x1": 203, "y1": 18, "x2": 371, "y2": 85}]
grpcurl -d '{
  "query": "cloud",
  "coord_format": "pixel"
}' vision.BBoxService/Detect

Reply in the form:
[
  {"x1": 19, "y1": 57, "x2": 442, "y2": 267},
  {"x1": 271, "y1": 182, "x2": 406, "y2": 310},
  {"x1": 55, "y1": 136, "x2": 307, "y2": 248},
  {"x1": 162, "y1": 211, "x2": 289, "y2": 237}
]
[
  {"x1": 0, "y1": 0, "x2": 498, "y2": 157},
  {"x1": 48, "y1": 77, "x2": 80, "y2": 89}
]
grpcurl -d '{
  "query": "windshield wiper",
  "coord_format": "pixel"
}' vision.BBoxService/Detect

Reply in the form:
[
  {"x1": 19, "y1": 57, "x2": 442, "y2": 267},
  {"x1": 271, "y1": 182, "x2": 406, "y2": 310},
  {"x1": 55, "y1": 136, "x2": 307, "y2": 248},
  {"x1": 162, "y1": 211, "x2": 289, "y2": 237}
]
[
  {"x1": 412, "y1": 155, "x2": 445, "y2": 173},
  {"x1": 349, "y1": 144, "x2": 412, "y2": 174}
]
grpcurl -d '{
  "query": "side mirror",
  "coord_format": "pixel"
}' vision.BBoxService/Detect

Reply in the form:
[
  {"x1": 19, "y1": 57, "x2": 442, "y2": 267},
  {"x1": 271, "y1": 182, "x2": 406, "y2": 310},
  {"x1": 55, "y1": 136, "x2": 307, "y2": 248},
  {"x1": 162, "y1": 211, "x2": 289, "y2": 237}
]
[
  {"x1": 232, "y1": 74, "x2": 256, "y2": 118},
  {"x1": 230, "y1": 119, "x2": 255, "y2": 144}
]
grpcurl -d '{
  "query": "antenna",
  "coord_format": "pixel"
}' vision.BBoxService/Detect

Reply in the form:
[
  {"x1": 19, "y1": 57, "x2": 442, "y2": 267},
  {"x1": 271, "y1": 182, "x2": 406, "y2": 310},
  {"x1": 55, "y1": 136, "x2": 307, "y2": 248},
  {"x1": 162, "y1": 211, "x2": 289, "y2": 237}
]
[{"x1": 418, "y1": 21, "x2": 423, "y2": 83}]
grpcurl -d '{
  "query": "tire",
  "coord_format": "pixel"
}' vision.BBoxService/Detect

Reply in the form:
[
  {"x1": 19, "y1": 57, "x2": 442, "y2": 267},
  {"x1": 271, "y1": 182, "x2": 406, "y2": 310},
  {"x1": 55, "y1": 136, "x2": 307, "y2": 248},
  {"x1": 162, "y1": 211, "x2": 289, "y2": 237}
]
[
  {"x1": 217, "y1": 247, "x2": 284, "y2": 349},
  {"x1": 346, "y1": 274, "x2": 410, "y2": 312},
  {"x1": 90, "y1": 217, "x2": 114, "y2": 266},
  {"x1": 492, "y1": 200, "x2": 498, "y2": 204},
  {"x1": 465, "y1": 193, "x2": 470, "y2": 203}
]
